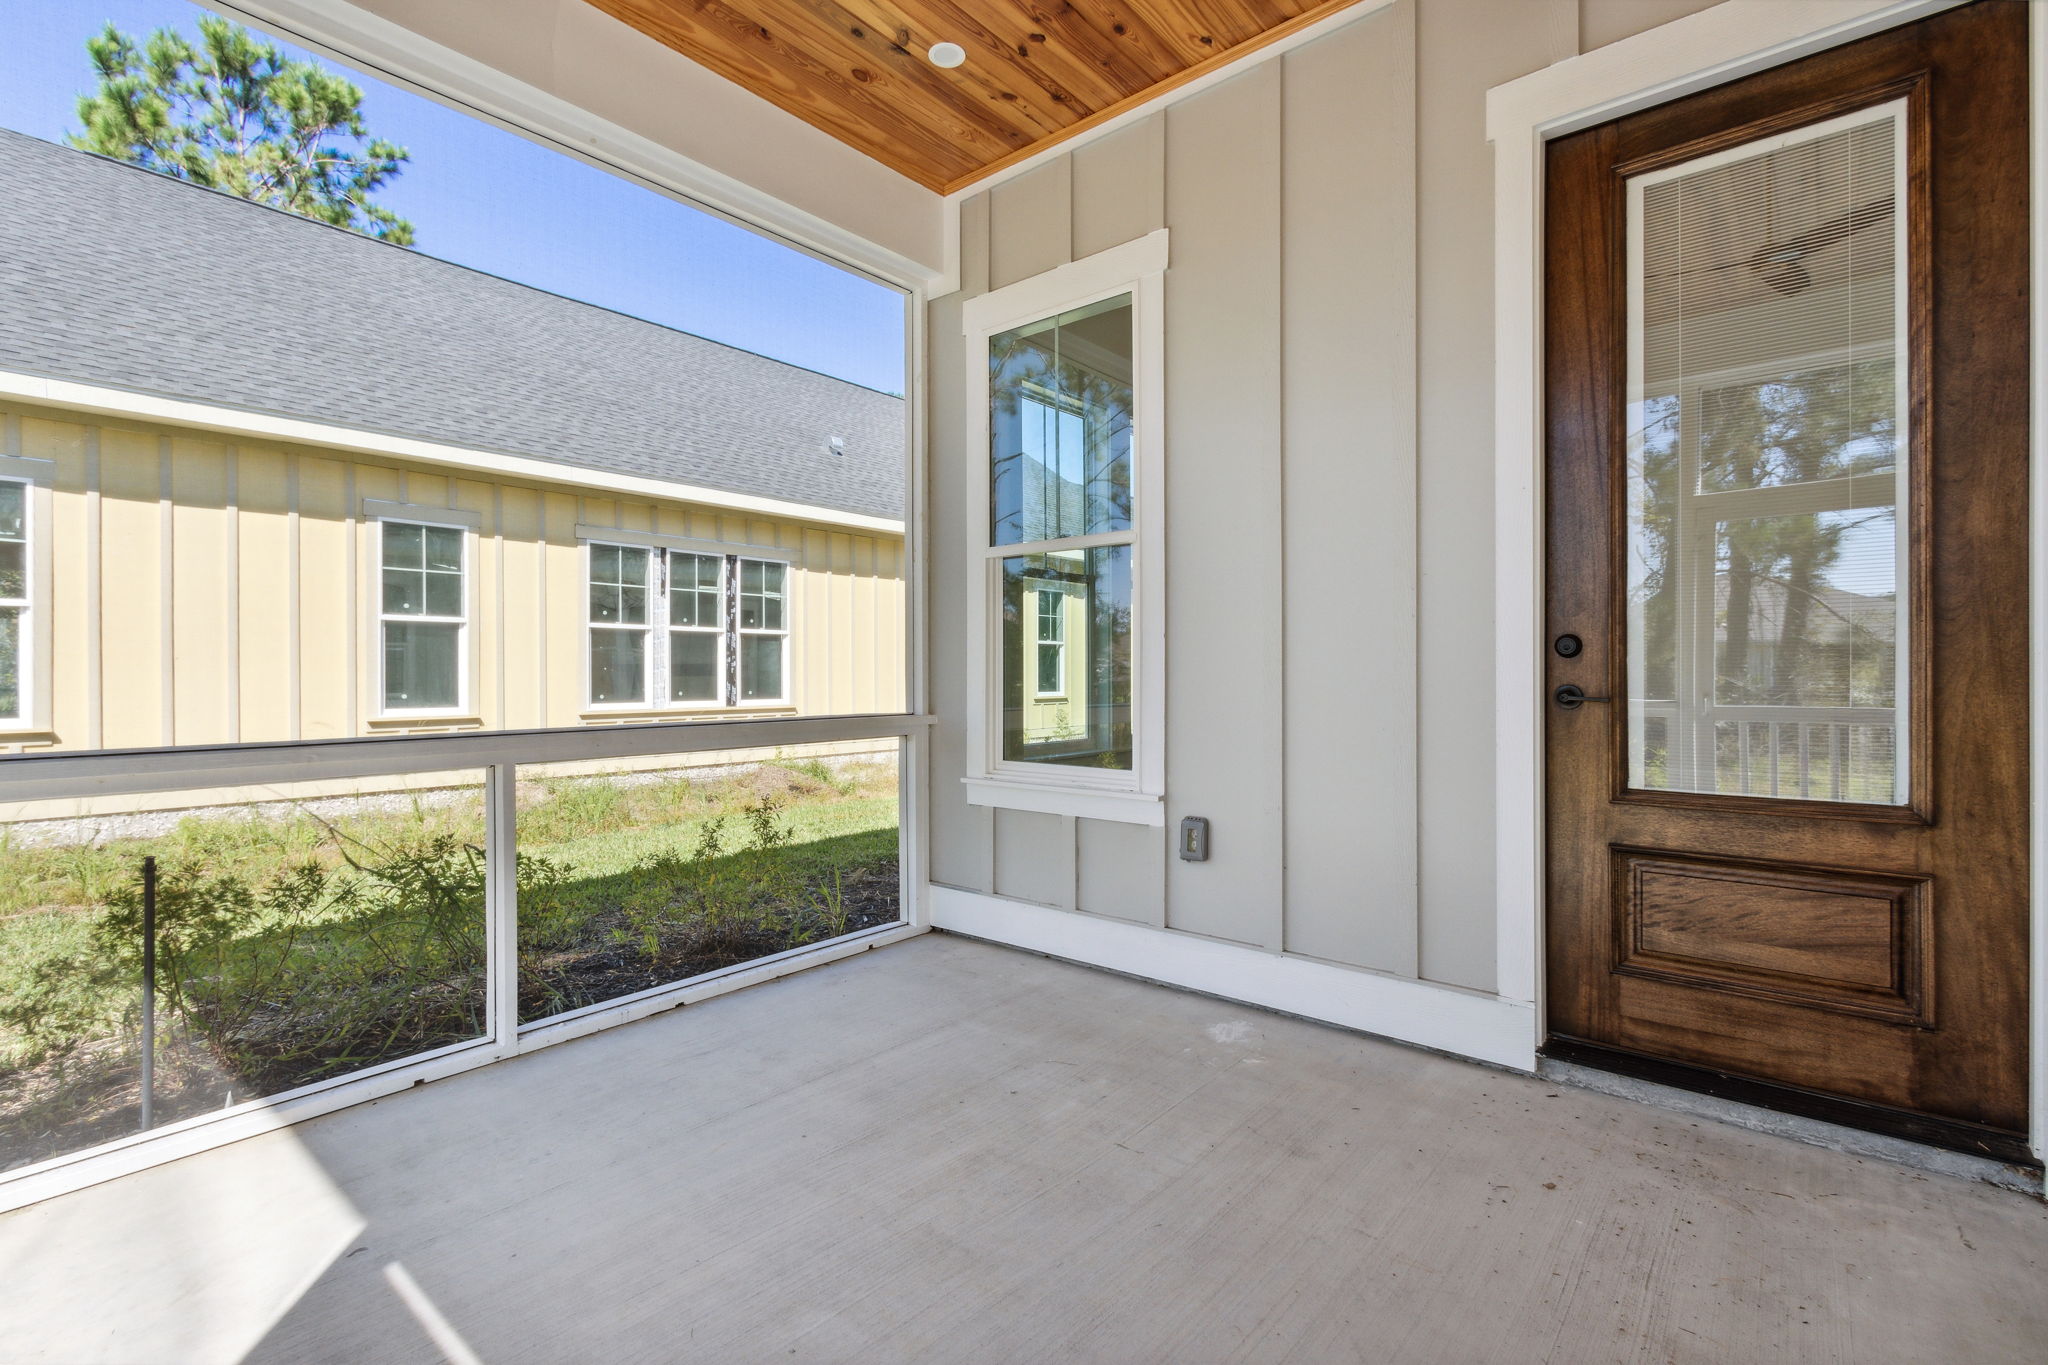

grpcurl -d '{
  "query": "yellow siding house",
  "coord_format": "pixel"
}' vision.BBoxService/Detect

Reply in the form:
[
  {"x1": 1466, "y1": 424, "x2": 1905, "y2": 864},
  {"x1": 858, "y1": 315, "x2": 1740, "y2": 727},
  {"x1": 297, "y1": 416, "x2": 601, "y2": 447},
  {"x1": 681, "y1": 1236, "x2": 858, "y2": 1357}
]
[{"x1": 0, "y1": 128, "x2": 906, "y2": 759}]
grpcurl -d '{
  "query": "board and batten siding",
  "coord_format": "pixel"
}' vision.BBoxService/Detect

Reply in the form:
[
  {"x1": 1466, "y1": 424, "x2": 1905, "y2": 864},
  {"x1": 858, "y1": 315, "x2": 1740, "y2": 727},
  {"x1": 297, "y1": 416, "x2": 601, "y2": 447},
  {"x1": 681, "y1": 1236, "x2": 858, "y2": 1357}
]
[
  {"x1": 929, "y1": 0, "x2": 1715, "y2": 993},
  {"x1": 0, "y1": 399, "x2": 905, "y2": 759}
]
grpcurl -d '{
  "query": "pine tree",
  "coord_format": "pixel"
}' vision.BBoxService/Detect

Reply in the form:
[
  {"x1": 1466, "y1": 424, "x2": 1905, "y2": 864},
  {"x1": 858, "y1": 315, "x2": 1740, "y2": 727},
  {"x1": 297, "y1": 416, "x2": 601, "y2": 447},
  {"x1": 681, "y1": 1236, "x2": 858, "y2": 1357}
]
[{"x1": 69, "y1": 16, "x2": 415, "y2": 244}]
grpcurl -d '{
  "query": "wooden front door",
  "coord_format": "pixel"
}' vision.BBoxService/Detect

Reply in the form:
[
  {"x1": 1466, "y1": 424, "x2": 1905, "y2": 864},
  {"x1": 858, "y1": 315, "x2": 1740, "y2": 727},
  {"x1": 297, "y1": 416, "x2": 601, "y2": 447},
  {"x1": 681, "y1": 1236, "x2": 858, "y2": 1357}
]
[{"x1": 1543, "y1": 0, "x2": 2029, "y2": 1159}]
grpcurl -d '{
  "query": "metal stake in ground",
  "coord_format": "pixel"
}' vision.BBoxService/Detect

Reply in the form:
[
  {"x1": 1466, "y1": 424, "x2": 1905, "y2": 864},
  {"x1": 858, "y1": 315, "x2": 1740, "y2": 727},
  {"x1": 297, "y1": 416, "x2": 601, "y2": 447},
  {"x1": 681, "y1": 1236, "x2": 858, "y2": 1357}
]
[{"x1": 139, "y1": 854, "x2": 156, "y2": 1132}]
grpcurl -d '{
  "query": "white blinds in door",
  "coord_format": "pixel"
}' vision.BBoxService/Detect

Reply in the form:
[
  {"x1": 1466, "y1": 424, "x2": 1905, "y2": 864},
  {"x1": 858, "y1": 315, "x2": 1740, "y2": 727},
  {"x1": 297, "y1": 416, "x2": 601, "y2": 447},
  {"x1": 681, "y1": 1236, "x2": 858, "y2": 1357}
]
[{"x1": 1625, "y1": 101, "x2": 1909, "y2": 804}]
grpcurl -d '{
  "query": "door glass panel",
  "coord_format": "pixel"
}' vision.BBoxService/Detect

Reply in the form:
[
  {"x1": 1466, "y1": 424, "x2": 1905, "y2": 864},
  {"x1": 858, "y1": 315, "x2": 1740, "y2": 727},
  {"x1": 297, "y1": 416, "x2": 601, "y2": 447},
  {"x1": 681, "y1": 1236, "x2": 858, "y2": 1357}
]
[{"x1": 1626, "y1": 101, "x2": 1908, "y2": 804}]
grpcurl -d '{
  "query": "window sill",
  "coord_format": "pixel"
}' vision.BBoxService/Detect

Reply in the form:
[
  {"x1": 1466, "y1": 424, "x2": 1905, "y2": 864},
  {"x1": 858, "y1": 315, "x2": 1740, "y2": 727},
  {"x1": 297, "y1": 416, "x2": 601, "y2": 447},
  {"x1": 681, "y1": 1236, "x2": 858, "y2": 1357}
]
[
  {"x1": 367, "y1": 714, "x2": 482, "y2": 730},
  {"x1": 577, "y1": 705, "x2": 798, "y2": 722},
  {"x1": 963, "y1": 777, "x2": 1164, "y2": 826}
]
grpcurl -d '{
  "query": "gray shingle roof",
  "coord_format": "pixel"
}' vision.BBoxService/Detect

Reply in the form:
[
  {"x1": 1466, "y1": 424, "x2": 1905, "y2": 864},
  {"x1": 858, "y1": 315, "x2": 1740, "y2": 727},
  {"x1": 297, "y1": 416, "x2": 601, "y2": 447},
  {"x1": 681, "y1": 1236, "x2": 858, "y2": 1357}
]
[{"x1": 0, "y1": 128, "x2": 904, "y2": 521}]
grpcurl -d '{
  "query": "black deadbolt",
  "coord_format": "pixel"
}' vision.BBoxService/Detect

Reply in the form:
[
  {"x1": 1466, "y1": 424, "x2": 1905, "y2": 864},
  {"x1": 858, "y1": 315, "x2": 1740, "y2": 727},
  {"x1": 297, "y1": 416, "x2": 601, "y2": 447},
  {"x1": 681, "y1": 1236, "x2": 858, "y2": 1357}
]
[{"x1": 1554, "y1": 634, "x2": 1583, "y2": 658}]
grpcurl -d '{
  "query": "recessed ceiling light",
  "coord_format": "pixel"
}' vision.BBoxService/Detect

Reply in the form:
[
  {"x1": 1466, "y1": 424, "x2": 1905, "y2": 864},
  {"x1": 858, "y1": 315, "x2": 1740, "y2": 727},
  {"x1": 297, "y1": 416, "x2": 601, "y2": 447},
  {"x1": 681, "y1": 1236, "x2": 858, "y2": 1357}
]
[{"x1": 928, "y1": 42, "x2": 966, "y2": 69}]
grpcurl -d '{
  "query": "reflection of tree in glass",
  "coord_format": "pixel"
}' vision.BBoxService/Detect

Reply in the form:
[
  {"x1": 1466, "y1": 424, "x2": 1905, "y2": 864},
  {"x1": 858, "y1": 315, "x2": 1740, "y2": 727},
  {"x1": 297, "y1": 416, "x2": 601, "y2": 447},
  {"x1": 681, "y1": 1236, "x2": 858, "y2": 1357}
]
[
  {"x1": 1707, "y1": 360, "x2": 1895, "y2": 706},
  {"x1": 1633, "y1": 358, "x2": 1897, "y2": 710},
  {"x1": 1087, "y1": 553, "x2": 1134, "y2": 764},
  {"x1": 989, "y1": 335, "x2": 1132, "y2": 543},
  {"x1": 1633, "y1": 392, "x2": 1682, "y2": 704}
]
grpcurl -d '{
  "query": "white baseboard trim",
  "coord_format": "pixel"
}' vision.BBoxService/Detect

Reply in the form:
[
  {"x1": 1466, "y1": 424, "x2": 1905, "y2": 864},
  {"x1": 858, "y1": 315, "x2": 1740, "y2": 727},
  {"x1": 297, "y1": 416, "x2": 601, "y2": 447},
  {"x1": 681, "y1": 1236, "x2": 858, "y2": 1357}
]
[{"x1": 930, "y1": 886, "x2": 1538, "y2": 1071}]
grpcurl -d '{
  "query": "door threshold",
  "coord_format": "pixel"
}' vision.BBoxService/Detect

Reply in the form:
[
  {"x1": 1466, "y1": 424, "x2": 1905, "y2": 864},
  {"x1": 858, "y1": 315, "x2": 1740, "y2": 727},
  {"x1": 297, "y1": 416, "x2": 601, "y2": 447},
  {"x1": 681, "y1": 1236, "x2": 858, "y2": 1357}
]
[{"x1": 1540, "y1": 1038, "x2": 2039, "y2": 1186}]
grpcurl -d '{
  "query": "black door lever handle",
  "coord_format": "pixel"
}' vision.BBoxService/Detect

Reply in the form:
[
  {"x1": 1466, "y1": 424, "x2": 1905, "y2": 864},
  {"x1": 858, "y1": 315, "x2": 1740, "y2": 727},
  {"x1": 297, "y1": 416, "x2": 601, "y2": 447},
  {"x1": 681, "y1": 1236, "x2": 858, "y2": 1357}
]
[{"x1": 1553, "y1": 684, "x2": 1611, "y2": 709}]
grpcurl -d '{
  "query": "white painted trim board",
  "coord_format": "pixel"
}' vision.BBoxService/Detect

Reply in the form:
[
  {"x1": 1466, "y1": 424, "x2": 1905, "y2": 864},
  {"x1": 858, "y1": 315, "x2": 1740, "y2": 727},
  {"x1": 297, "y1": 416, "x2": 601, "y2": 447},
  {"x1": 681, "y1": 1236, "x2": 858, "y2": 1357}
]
[{"x1": 931, "y1": 887, "x2": 1533, "y2": 1070}]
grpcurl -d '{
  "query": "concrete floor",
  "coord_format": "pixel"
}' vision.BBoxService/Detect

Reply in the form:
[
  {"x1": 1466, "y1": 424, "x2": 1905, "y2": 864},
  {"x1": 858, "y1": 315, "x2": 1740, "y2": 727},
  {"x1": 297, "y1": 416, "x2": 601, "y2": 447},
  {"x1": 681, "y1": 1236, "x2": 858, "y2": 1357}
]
[{"x1": 1, "y1": 934, "x2": 2044, "y2": 1364}]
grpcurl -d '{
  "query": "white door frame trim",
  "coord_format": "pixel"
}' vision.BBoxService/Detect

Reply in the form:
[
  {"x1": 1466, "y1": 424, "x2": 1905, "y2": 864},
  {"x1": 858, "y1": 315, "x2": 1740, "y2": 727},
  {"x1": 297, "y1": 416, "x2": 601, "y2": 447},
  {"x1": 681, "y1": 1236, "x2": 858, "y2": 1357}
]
[{"x1": 1484, "y1": 0, "x2": 2048, "y2": 1164}]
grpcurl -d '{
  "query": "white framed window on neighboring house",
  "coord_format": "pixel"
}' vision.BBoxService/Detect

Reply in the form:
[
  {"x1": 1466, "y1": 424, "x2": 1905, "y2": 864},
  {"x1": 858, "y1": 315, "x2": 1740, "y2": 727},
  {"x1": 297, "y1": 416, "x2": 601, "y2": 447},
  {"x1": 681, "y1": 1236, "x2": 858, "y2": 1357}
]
[
  {"x1": 580, "y1": 531, "x2": 794, "y2": 712},
  {"x1": 961, "y1": 230, "x2": 1167, "y2": 825},
  {"x1": 667, "y1": 549, "x2": 724, "y2": 704},
  {"x1": 737, "y1": 557, "x2": 789, "y2": 704},
  {"x1": 0, "y1": 457, "x2": 53, "y2": 733},
  {"x1": 588, "y1": 542, "x2": 654, "y2": 705},
  {"x1": 1033, "y1": 586, "x2": 1065, "y2": 697},
  {"x1": 370, "y1": 504, "x2": 476, "y2": 716},
  {"x1": 0, "y1": 480, "x2": 29, "y2": 726}
]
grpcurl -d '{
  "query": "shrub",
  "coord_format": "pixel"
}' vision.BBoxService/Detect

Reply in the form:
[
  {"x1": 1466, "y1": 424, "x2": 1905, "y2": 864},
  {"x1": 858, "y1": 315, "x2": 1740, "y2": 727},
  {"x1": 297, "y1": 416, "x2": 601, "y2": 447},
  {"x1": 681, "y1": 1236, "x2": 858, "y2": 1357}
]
[{"x1": 0, "y1": 825, "x2": 561, "y2": 1095}]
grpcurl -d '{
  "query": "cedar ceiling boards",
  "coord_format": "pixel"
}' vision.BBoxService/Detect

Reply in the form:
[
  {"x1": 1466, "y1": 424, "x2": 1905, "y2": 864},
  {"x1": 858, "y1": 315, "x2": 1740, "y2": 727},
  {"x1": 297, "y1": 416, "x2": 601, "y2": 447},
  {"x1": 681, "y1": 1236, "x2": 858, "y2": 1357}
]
[{"x1": 580, "y1": 0, "x2": 1370, "y2": 192}]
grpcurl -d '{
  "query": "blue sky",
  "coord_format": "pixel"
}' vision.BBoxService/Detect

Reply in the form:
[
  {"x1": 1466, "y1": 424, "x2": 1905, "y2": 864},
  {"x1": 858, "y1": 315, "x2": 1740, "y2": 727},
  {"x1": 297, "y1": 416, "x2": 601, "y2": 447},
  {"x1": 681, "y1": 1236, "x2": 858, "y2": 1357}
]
[{"x1": 0, "y1": 0, "x2": 906, "y2": 393}]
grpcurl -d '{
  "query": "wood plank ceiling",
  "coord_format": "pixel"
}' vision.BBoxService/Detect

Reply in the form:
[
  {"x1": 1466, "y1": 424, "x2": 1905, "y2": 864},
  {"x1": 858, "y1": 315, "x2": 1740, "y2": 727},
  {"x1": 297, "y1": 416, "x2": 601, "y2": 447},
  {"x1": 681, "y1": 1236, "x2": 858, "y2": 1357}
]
[{"x1": 581, "y1": 0, "x2": 1368, "y2": 193}]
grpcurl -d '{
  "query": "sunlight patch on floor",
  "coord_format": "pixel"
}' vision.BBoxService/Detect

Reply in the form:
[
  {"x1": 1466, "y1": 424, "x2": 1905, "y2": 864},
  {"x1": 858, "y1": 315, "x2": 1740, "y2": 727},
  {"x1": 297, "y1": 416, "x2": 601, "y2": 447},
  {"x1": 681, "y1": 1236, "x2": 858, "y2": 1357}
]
[
  {"x1": 384, "y1": 1262, "x2": 483, "y2": 1365},
  {"x1": 0, "y1": 1132, "x2": 362, "y2": 1364}
]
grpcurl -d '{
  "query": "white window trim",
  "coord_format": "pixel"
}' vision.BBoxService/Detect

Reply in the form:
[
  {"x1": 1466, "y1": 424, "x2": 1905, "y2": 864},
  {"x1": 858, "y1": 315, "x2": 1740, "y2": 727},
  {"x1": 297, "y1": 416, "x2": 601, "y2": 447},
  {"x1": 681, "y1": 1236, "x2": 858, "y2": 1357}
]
[
  {"x1": 369, "y1": 508, "x2": 476, "y2": 720},
  {"x1": 961, "y1": 230, "x2": 1167, "y2": 825},
  {"x1": 0, "y1": 455, "x2": 55, "y2": 734},
  {"x1": 583, "y1": 540, "x2": 657, "y2": 710},
  {"x1": 665, "y1": 549, "x2": 728, "y2": 710},
  {"x1": 736, "y1": 556, "x2": 792, "y2": 706},
  {"x1": 1033, "y1": 585, "x2": 1067, "y2": 699},
  {"x1": 579, "y1": 539, "x2": 797, "y2": 713}
]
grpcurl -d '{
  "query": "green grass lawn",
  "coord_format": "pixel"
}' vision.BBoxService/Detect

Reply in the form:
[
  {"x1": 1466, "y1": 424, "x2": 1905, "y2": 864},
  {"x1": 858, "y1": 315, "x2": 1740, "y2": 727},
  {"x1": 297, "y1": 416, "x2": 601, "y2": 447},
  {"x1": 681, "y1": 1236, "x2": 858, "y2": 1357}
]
[{"x1": 534, "y1": 791, "x2": 896, "y2": 883}]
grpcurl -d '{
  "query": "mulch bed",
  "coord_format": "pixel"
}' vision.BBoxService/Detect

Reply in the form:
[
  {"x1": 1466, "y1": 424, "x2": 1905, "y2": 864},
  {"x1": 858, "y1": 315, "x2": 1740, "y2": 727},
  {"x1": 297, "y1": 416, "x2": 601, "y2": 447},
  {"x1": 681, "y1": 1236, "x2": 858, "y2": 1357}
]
[{"x1": 518, "y1": 856, "x2": 901, "y2": 1020}]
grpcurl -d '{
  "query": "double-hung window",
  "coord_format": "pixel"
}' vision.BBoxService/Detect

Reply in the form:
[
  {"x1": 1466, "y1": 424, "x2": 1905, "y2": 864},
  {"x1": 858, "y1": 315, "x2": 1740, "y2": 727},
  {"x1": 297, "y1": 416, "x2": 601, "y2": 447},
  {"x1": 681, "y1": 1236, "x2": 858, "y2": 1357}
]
[
  {"x1": 668, "y1": 551, "x2": 723, "y2": 703},
  {"x1": 0, "y1": 480, "x2": 29, "y2": 724},
  {"x1": 962, "y1": 231, "x2": 1166, "y2": 824},
  {"x1": 583, "y1": 541, "x2": 791, "y2": 710},
  {"x1": 1034, "y1": 587, "x2": 1066, "y2": 697},
  {"x1": 737, "y1": 558, "x2": 788, "y2": 703},
  {"x1": 589, "y1": 543, "x2": 654, "y2": 704},
  {"x1": 379, "y1": 519, "x2": 468, "y2": 713}
]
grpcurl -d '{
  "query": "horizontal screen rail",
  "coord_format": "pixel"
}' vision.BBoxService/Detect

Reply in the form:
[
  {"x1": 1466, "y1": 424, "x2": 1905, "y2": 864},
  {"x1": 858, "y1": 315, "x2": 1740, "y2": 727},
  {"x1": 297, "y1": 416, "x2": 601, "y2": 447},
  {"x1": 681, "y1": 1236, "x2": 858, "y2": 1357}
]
[
  {"x1": 0, "y1": 713, "x2": 932, "y2": 802},
  {"x1": 1635, "y1": 705, "x2": 1898, "y2": 727}
]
